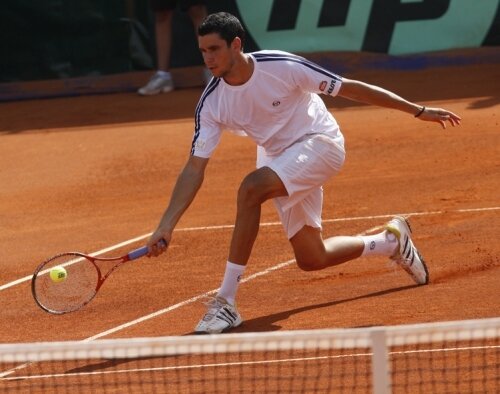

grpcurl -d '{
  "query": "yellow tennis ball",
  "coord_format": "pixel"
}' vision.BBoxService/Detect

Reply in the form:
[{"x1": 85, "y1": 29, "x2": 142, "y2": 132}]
[{"x1": 50, "y1": 266, "x2": 67, "y2": 283}]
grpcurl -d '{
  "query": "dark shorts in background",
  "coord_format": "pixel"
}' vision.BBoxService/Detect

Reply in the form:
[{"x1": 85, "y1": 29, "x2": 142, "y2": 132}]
[{"x1": 150, "y1": 0, "x2": 206, "y2": 12}]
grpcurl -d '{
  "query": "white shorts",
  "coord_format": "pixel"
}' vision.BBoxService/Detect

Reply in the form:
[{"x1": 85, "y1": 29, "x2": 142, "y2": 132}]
[{"x1": 257, "y1": 133, "x2": 345, "y2": 239}]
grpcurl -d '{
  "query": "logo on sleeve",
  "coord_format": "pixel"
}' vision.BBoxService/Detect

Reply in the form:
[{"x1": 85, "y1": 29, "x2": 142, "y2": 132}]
[
  {"x1": 319, "y1": 81, "x2": 327, "y2": 91},
  {"x1": 327, "y1": 80, "x2": 336, "y2": 94}
]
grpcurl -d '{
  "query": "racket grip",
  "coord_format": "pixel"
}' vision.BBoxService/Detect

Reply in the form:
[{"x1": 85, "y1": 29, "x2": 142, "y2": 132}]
[
  {"x1": 128, "y1": 246, "x2": 149, "y2": 260},
  {"x1": 128, "y1": 239, "x2": 167, "y2": 260}
]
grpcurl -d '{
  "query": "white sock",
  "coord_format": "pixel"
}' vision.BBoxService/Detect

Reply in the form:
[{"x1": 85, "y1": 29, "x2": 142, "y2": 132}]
[
  {"x1": 156, "y1": 70, "x2": 172, "y2": 79},
  {"x1": 360, "y1": 231, "x2": 398, "y2": 257},
  {"x1": 217, "y1": 261, "x2": 245, "y2": 305}
]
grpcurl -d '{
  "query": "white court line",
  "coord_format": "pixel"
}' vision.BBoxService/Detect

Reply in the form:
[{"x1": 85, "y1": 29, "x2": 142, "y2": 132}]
[
  {"x1": 85, "y1": 258, "x2": 297, "y2": 341},
  {"x1": 0, "y1": 233, "x2": 152, "y2": 292},
  {"x1": 1, "y1": 206, "x2": 498, "y2": 292}
]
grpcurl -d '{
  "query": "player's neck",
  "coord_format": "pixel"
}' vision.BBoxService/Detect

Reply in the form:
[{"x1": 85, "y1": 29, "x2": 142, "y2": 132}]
[{"x1": 223, "y1": 53, "x2": 253, "y2": 86}]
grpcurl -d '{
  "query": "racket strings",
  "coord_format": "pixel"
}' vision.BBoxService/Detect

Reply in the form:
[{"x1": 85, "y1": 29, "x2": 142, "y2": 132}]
[{"x1": 33, "y1": 254, "x2": 99, "y2": 313}]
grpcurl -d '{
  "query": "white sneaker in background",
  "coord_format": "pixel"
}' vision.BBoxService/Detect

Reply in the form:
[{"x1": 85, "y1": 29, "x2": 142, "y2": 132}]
[{"x1": 137, "y1": 72, "x2": 174, "y2": 95}]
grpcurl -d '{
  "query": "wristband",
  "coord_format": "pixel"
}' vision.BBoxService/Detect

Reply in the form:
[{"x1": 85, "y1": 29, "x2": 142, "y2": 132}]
[{"x1": 415, "y1": 106, "x2": 426, "y2": 118}]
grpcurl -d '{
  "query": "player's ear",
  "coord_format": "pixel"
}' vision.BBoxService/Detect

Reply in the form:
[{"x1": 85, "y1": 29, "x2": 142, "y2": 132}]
[{"x1": 231, "y1": 37, "x2": 242, "y2": 52}]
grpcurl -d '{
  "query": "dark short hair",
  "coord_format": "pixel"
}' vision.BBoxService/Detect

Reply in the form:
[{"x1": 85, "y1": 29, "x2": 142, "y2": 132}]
[{"x1": 198, "y1": 12, "x2": 245, "y2": 49}]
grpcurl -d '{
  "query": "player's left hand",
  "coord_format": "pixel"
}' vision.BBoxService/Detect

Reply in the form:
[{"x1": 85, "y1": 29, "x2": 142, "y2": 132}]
[{"x1": 417, "y1": 107, "x2": 462, "y2": 129}]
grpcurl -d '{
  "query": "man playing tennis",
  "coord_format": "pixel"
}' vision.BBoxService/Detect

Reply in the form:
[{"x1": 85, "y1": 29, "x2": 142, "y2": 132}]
[{"x1": 147, "y1": 12, "x2": 461, "y2": 334}]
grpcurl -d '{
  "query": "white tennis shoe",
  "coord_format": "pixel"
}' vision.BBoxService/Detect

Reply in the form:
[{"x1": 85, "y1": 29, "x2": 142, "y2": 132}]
[
  {"x1": 195, "y1": 296, "x2": 242, "y2": 334},
  {"x1": 385, "y1": 216, "x2": 429, "y2": 285},
  {"x1": 137, "y1": 73, "x2": 174, "y2": 95}
]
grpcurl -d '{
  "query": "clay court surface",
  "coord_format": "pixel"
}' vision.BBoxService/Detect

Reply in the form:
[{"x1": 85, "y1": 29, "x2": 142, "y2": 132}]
[{"x1": 0, "y1": 61, "x2": 498, "y2": 348}]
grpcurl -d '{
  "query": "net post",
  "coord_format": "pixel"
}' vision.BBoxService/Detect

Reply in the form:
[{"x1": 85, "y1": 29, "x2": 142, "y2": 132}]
[{"x1": 371, "y1": 328, "x2": 390, "y2": 394}]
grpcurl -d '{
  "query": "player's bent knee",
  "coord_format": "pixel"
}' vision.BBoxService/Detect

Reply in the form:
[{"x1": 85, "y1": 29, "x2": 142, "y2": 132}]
[
  {"x1": 237, "y1": 180, "x2": 260, "y2": 207},
  {"x1": 237, "y1": 173, "x2": 267, "y2": 206},
  {"x1": 295, "y1": 256, "x2": 325, "y2": 272}
]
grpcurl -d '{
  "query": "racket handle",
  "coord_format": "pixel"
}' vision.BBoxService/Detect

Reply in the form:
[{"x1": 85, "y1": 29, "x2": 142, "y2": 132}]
[
  {"x1": 128, "y1": 246, "x2": 147, "y2": 260},
  {"x1": 127, "y1": 239, "x2": 167, "y2": 260}
]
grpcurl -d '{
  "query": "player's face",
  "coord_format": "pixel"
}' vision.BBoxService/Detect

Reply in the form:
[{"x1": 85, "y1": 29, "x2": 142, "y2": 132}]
[{"x1": 198, "y1": 33, "x2": 239, "y2": 78}]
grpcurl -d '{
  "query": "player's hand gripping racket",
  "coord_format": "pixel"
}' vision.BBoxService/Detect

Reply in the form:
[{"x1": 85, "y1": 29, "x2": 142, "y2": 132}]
[{"x1": 31, "y1": 241, "x2": 165, "y2": 314}]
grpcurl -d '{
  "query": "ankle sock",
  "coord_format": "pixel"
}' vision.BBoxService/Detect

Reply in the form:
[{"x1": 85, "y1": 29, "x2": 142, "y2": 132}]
[
  {"x1": 156, "y1": 70, "x2": 172, "y2": 79},
  {"x1": 360, "y1": 231, "x2": 398, "y2": 257},
  {"x1": 217, "y1": 261, "x2": 245, "y2": 305}
]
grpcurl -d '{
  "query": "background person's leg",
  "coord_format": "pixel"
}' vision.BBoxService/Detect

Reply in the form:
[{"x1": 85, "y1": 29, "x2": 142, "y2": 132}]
[
  {"x1": 155, "y1": 9, "x2": 174, "y2": 72},
  {"x1": 187, "y1": 3, "x2": 207, "y2": 31}
]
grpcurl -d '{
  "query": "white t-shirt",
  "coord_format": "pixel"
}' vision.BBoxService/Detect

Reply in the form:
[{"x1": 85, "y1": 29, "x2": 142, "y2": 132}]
[{"x1": 190, "y1": 50, "x2": 343, "y2": 158}]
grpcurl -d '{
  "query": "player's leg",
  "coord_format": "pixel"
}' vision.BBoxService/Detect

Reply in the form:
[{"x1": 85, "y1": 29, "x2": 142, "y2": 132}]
[
  {"x1": 285, "y1": 200, "x2": 428, "y2": 284},
  {"x1": 228, "y1": 166, "x2": 288, "y2": 265},
  {"x1": 217, "y1": 167, "x2": 287, "y2": 302},
  {"x1": 274, "y1": 185, "x2": 395, "y2": 270},
  {"x1": 264, "y1": 134, "x2": 426, "y2": 278},
  {"x1": 289, "y1": 224, "x2": 398, "y2": 271},
  {"x1": 290, "y1": 226, "x2": 364, "y2": 271},
  {"x1": 195, "y1": 166, "x2": 287, "y2": 334}
]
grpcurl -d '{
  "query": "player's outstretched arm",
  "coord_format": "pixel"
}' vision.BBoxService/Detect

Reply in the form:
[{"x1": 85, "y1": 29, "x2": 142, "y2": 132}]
[
  {"x1": 338, "y1": 78, "x2": 461, "y2": 129},
  {"x1": 147, "y1": 155, "x2": 210, "y2": 257}
]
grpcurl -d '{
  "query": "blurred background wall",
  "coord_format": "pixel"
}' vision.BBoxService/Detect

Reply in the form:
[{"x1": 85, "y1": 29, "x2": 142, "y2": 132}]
[{"x1": 0, "y1": 0, "x2": 498, "y2": 99}]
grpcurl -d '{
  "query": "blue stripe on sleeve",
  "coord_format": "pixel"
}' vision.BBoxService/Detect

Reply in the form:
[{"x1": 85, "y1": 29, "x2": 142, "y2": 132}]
[
  {"x1": 191, "y1": 78, "x2": 221, "y2": 155},
  {"x1": 253, "y1": 52, "x2": 341, "y2": 81}
]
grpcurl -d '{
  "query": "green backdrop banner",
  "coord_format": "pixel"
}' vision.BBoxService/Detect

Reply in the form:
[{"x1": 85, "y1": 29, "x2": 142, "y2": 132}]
[
  {"x1": 0, "y1": 0, "x2": 498, "y2": 83},
  {"x1": 237, "y1": 0, "x2": 499, "y2": 54}
]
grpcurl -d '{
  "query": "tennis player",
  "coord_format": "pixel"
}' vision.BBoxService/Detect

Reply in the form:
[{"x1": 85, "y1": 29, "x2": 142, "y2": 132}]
[{"x1": 147, "y1": 12, "x2": 461, "y2": 334}]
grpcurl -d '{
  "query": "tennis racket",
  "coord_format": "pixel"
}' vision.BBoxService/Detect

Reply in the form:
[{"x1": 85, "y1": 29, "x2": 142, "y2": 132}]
[{"x1": 31, "y1": 241, "x2": 164, "y2": 314}]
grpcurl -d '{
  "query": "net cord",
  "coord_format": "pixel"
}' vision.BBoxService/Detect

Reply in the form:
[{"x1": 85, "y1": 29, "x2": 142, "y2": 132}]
[{"x1": 0, "y1": 317, "x2": 498, "y2": 363}]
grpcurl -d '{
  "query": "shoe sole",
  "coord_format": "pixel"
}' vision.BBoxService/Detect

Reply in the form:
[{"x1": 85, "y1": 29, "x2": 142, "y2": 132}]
[
  {"x1": 224, "y1": 319, "x2": 242, "y2": 332},
  {"x1": 194, "y1": 320, "x2": 243, "y2": 335},
  {"x1": 138, "y1": 90, "x2": 160, "y2": 96},
  {"x1": 137, "y1": 86, "x2": 174, "y2": 96},
  {"x1": 386, "y1": 216, "x2": 430, "y2": 285}
]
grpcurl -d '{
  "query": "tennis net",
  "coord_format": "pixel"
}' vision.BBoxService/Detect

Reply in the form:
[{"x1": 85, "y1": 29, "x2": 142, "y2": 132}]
[{"x1": 0, "y1": 317, "x2": 498, "y2": 393}]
